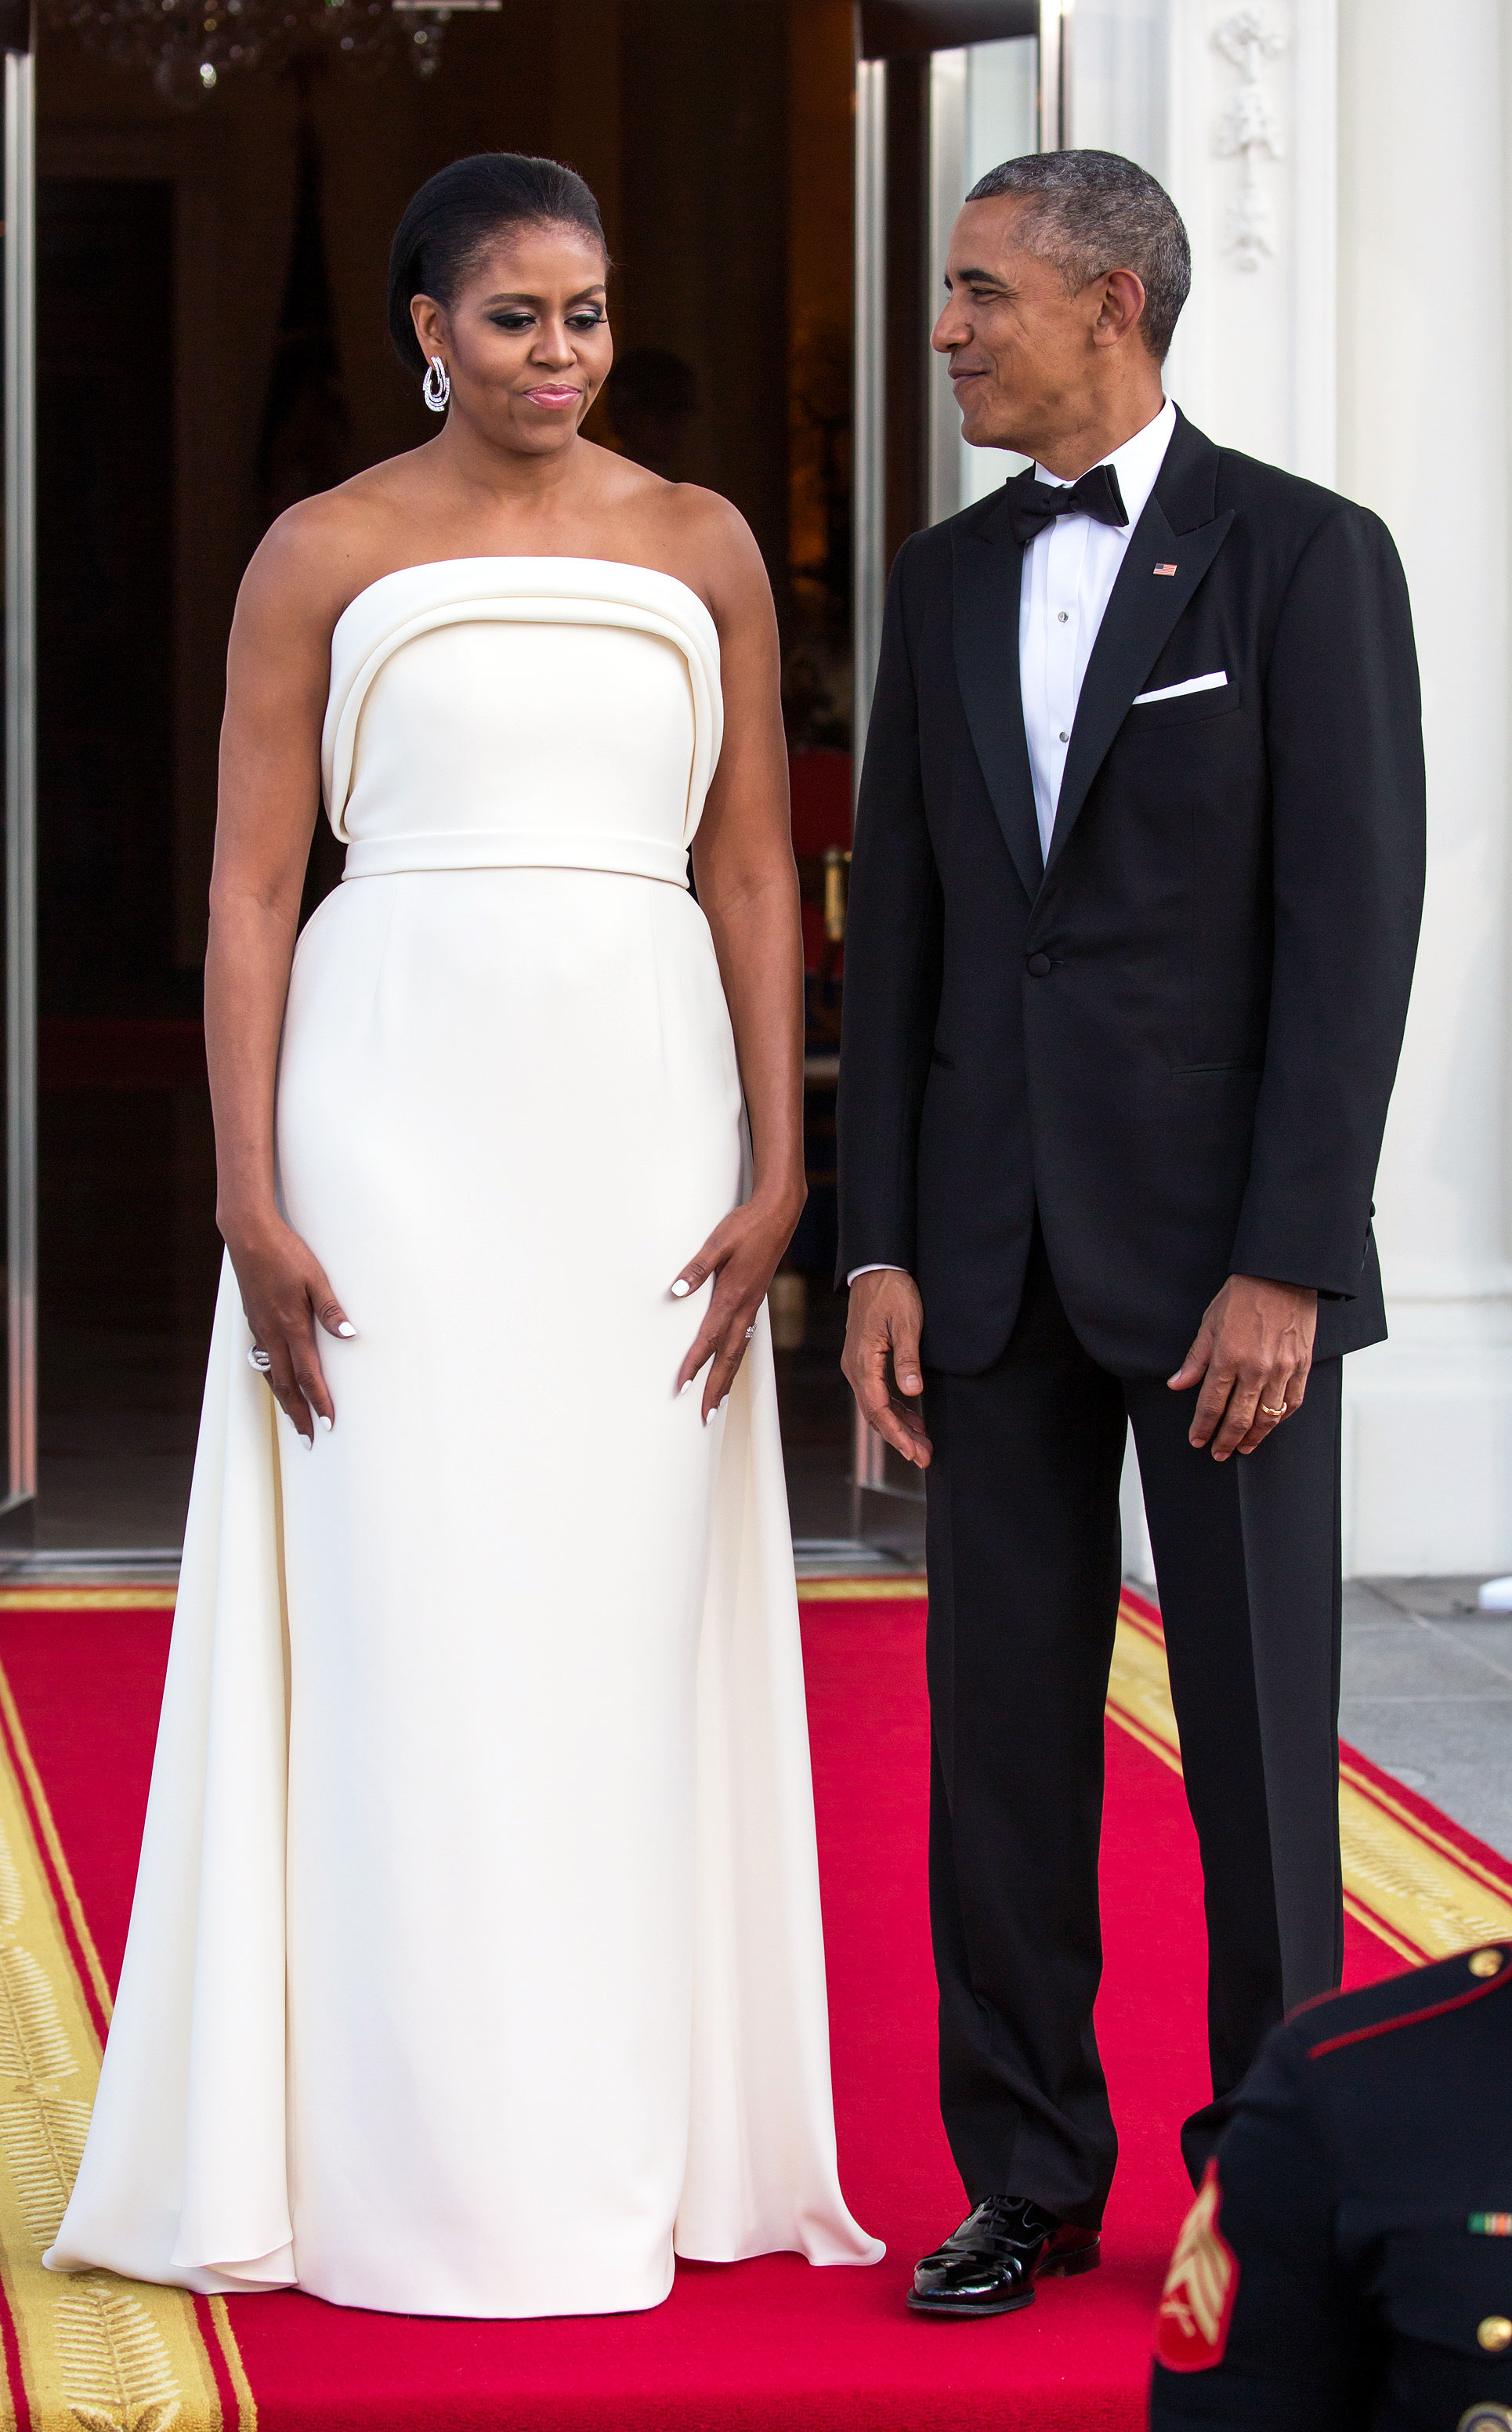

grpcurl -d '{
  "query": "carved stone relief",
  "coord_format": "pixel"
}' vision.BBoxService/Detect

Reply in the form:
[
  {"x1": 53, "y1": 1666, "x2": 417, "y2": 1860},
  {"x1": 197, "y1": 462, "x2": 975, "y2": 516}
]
[{"x1": 1214, "y1": 7, "x2": 1288, "y2": 270}]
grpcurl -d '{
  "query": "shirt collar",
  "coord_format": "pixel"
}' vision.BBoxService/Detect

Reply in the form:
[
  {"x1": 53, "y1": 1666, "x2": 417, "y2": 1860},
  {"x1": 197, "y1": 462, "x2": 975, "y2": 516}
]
[{"x1": 1035, "y1": 395, "x2": 1177, "y2": 530}]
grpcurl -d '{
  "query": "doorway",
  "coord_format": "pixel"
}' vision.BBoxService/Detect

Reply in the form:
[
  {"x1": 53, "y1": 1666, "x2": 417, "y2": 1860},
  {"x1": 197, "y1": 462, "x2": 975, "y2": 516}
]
[
  {"x1": 34, "y1": 172, "x2": 220, "y2": 1551},
  {"x1": 22, "y1": 1, "x2": 877, "y2": 1562}
]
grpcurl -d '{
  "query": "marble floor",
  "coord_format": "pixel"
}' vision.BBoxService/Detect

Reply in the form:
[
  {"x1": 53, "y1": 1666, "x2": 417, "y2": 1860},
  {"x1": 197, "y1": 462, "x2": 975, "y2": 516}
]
[{"x1": 1339, "y1": 1578, "x2": 1512, "y2": 1858}]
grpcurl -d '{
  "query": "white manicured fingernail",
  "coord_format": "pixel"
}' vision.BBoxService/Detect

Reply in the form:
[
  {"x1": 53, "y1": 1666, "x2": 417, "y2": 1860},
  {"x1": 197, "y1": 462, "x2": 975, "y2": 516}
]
[
  {"x1": 337, "y1": 1321, "x2": 356, "y2": 1338},
  {"x1": 680, "y1": 1379, "x2": 693, "y2": 1395},
  {"x1": 671, "y1": 1279, "x2": 691, "y2": 1299},
  {"x1": 719, "y1": 1395, "x2": 728, "y2": 1411},
  {"x1": 704, "y1": 1407, "x2": 715, "y2": 1426},
  {"x1": 300, "y1": 1434, "x2": 313, "y2": 1451},
  {"x1": 320, "y1": 1413, "x2": 333, "y2": 1431}
]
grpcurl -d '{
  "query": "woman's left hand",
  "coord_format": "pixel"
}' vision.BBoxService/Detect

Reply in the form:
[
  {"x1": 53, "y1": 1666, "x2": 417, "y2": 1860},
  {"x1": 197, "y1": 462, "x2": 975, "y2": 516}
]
[{"x1": 673, "y1": 1189, "x2": 803, "y2": 1423}]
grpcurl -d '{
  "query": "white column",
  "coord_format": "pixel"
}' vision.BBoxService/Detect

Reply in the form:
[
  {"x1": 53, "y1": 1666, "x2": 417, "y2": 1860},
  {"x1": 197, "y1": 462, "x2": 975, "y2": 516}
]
[
  {"x1": 1078, "y1": 0, "x2": 1338, "y2": 1578},
  {"x1": 1073, "y1": 0, "x2": 1337, "y2": 481},
  {"x1": 1333, "y1": 0, "x2": 1512, "y2": 1576},
  {"x1": 1084, "y1": 0, "x2": 1512, "y2": 1576}
]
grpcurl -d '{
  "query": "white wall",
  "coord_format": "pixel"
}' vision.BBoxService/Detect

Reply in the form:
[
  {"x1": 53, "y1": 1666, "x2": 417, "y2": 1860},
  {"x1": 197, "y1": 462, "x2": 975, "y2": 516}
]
[
  {"x1": 1078, "y1": 0, "x2": 1512, "y2": 1576},
  {"x1": 1333, "y1": 0, "x2": 1512, "y2": 1574}
]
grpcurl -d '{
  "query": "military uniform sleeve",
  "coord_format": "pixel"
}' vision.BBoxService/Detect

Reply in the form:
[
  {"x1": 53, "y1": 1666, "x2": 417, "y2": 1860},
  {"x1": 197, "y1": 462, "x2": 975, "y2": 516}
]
[{"x1": 1149, "y1": 2026, "x2": 1377, "y2": 2430}]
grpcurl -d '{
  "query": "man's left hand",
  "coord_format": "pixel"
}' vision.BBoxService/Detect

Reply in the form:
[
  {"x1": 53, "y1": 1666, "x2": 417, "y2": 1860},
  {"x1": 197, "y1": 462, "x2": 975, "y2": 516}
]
[{"x1": 1168, "y1": 1276, "x2": 1318, "y2": 1460}]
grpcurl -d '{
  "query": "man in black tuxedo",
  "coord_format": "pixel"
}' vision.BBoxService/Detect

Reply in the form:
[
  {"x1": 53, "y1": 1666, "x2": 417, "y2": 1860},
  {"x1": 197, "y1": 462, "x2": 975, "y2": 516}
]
[{"x1": 836, "y1": 150, "x2": 1424, "y2": 2320}]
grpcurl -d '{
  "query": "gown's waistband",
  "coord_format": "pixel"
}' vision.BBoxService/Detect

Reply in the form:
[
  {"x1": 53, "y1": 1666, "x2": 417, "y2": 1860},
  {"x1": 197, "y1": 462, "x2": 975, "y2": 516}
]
[{"x1": 340, "y1": 831, "x2": 691, "y2": 885}]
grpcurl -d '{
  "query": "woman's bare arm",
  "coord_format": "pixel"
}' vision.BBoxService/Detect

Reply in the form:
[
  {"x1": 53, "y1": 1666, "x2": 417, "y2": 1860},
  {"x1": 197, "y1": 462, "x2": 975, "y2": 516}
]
[
  {"x1": 674, "y1": 498, "x2": 807, "y2": 1420},
  {"x1": 206, "y1": 508, "x2": 356, "y2": 1444}
]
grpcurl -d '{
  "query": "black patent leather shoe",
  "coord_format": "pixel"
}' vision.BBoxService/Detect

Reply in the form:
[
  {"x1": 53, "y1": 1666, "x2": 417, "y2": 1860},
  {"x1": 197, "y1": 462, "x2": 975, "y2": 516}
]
[{"x1": 907, "y1": 2195, "x2": 1101, "y2": 2318}]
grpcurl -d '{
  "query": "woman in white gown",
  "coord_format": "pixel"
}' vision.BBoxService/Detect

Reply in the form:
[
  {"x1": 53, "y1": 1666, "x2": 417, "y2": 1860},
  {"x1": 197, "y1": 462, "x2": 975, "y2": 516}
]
[{"x1": 45, "y1": 153, "x2": 881, "y2": 2318}]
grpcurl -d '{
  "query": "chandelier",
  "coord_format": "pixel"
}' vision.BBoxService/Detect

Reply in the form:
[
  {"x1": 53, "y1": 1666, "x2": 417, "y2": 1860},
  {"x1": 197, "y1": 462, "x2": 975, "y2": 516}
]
[{"x1": 41, "y1": 0, "x2": 500, "y2": 105}]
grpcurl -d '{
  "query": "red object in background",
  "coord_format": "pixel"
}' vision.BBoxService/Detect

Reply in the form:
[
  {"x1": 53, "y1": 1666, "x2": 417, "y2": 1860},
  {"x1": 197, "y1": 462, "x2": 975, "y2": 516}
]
[
  {"x1": 788, "y1": 749, "x2": 852, "y2": 858},
  {"x1": 0, "y1": 1594, "x2": 1411, "y2": 2432},
  {"x1": 790, "y1": 750, "x2": 852, "y2": 979}
]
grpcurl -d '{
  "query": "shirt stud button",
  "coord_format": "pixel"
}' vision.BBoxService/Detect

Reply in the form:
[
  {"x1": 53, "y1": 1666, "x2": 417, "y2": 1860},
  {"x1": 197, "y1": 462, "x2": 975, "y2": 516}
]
[
  {"x1": 1057, "y1": 610, "x2": 1068, "y2": 623},
  {"x1": 1058, "y1": 729, "x2": 1069, "y2": 744},
  {"x1": 1478, "y1": 2317, "x2": 1512, "y2": 2353},
  {"x1": 1026, "y1": 952, "x2": 1052, "y2": 978}
]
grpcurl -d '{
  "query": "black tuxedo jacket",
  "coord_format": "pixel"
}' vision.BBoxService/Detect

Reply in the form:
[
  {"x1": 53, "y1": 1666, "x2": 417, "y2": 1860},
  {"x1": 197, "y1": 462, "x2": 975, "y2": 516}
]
[{"x1": 836, "y1": 409, "x2": 1426, "y2": 1377}]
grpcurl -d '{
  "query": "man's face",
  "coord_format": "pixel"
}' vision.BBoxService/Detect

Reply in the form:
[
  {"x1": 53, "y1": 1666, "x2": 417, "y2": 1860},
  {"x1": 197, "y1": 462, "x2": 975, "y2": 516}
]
[{"x1": 932, "y1": 196, "x2": 1125, "y2": 459}]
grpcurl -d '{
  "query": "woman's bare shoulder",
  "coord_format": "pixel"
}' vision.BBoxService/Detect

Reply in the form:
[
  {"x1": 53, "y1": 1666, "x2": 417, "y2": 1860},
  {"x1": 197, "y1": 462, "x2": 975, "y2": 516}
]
[
  {"x1": 635, "y1": 483, "x2": 772, "y2": 625},
  {"x1": 236, "y1": 451, "x2": 439, "y2": 643}
]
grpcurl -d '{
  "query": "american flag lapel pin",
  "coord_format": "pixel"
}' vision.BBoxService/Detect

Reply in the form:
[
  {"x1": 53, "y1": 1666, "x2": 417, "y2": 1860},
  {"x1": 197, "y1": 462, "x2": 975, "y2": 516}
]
[{"x1": 1154, "y1": 562, "x2": 1178, "y2": 577}]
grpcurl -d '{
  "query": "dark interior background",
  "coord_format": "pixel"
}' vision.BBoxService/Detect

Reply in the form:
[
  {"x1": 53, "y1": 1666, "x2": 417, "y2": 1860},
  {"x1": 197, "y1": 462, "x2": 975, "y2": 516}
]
[{"x1": 31, "y1": 0, "x2": 889, "y2": 1552}]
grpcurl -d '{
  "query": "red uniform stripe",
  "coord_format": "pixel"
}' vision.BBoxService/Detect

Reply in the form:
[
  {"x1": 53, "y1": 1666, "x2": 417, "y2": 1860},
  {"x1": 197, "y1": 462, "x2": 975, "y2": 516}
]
[{"x1": 1308, "y1": 1953, "x2": 1510, "y2": 2058}]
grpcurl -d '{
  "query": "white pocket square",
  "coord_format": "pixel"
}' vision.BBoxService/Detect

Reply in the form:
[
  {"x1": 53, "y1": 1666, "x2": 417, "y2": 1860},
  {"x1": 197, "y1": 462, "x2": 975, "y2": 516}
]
[{"x1": 1133, "y1": 671, "x2": 1228, "y2": 705}]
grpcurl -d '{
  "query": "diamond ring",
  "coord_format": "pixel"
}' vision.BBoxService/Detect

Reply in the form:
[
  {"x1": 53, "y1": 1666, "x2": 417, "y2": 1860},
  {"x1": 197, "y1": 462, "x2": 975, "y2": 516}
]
[{"x1": 247, "y1": 1347, "x2": 273, "y2": 1374}]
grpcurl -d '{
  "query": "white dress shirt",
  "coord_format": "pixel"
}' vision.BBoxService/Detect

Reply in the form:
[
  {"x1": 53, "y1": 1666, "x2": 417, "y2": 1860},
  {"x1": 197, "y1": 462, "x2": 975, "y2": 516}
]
[
  {"x1": 1019, "y1": 396, "x2": 1176, "y2": 856},
  {"x1": 847, "y1": 396, "x2": 1177, "y2": 1286}
]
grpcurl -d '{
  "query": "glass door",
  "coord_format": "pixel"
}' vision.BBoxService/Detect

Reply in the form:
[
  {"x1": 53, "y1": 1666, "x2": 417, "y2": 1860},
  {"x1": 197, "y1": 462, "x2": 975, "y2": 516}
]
[
  {"x1": 853, "y1": 0, "x2": 1047, "y2": 746},
  {"x1": 926, "y1": 34, "x2": 1040, "y2": 525},
  {"x1": 1, "y1": 29, "x2": 35, "y2": 1554}
]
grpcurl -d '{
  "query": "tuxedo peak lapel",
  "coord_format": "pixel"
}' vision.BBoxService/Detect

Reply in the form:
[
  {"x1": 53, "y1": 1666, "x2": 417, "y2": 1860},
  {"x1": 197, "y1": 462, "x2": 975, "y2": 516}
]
[
  {"x1": 951, "y1": 502, "x2": 1043, "y2": 903},
  {"x1": 1042, "y1": 487, "x2": 1235, "y2": 881},
  {"x1": 1152, "y1": 406, "x2": 1221, "y2": 534}
]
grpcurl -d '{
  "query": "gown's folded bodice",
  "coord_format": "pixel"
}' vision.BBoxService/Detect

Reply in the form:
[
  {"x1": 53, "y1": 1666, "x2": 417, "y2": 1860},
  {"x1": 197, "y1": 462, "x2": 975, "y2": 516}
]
[{"x1": 324, "y1": 557, "x2": 723, "y2": 886}]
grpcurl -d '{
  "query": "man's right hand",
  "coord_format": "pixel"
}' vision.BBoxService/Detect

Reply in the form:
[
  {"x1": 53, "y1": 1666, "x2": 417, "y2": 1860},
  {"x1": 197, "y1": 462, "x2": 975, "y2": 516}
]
[{"x1": 841, "y1": 1269, "x2": 933, "y2": 1469}]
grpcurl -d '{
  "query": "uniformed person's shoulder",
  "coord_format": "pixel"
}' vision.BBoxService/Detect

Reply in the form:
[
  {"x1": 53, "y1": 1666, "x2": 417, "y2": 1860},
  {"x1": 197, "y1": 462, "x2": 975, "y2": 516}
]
[
  {"x1": 1286, "y1": 1941, "x2": 1511, "y2": 2065},
  {"x1": 1150, "y1": 1947, "x2": 1512, "y2": 2429}
]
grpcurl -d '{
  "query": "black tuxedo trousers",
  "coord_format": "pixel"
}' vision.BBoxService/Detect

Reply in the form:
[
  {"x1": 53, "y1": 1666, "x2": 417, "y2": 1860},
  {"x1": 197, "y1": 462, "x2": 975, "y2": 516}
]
[{"x1": 925, "y1": 1225, "x2": 1344, "y2": 2219}]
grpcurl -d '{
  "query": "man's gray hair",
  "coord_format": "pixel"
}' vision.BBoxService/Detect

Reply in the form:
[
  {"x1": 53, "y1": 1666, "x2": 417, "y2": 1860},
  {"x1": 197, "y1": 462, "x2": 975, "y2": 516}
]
[{"x1": 965, "y1": 150, "x2": 1191, "y2": 361}]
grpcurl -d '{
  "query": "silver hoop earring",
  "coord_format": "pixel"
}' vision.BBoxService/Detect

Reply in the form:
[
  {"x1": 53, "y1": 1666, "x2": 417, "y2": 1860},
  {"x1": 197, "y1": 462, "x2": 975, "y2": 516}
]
[{"x1": 422, "y1": 356, "x2": 450, "y2": 414}]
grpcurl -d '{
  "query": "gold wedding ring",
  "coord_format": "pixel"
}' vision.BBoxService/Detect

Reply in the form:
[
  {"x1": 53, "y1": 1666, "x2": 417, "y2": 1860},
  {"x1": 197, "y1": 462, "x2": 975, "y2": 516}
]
[{"x1": 1261, "y1": 1400, "x2": 1287, "y2": 1417}]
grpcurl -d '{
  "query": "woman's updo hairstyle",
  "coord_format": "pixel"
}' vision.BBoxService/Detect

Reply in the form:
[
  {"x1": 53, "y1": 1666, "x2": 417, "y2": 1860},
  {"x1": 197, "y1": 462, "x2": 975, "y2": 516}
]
[{"x1": 387, "y1": 153, "x2": 607, "y2": 378}]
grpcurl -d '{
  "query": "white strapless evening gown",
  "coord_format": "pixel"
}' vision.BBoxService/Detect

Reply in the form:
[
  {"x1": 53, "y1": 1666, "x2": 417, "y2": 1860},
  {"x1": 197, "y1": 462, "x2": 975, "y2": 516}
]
[{"x1": 45, "y1": 559, "x2": 881, "y2": 2317}]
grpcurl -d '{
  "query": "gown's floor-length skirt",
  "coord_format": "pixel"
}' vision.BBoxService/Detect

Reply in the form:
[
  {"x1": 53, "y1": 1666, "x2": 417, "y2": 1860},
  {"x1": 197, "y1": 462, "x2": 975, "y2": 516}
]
[{"x1": 44, "y1": 863, "x2": 881, "y2": 2315}]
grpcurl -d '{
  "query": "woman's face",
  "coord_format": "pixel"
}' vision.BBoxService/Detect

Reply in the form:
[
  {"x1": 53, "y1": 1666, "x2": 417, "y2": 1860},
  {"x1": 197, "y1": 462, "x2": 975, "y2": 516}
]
[{"x1": 411, "y1": 222, "x2": 613, "y2": 455}]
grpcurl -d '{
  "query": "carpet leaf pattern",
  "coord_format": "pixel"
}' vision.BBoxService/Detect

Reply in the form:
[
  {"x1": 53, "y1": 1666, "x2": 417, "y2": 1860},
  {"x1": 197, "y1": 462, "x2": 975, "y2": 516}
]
[
  {"x1": 0, "y1": 1737, "x2": 230, "y2": 2432},
  {"x1": 0, "y1": 1829, "x2": 26, "y2": 1935},
  {"x1": 56, "y1": 2278, "x2": 181, "y2": 2432},
  {"x1": 0, "y1": 1943, "x2": 76, "y2": 2087},
  {"x1": 0, "y1": 2093, "x2": 92, "y2": 2249}
]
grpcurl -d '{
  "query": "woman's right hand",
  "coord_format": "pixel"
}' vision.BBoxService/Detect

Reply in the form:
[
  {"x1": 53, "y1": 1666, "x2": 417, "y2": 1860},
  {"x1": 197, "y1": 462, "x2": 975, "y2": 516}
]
[{"x1": 223, "y1": 1214, "x2": 355, "y2": 1446}]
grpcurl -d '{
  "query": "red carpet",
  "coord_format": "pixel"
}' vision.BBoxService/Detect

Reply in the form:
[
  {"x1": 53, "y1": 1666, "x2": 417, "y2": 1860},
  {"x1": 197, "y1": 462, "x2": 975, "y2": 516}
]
[{"x1": 0, "y1": 1593, "x2": 1436, "y2": 2428}]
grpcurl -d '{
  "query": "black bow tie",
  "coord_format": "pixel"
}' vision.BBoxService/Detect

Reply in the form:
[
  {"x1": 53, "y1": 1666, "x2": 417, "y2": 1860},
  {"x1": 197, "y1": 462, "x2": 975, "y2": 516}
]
[{"x1": 1003, "y1": 461, "x2": 1129, "y2": 548}]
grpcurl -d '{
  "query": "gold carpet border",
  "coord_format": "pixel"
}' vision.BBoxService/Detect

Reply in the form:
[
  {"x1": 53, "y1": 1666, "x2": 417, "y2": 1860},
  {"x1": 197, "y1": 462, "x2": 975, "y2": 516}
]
[
  {"x1": 0, "y1": 1592, "x2": 177, "y2": 1613},
  {"x1": 1108, "y1": 1592, "x2": 1512, "y2": 1967},
  {"x1": 0, "y1": 1672, "x2": 113, "y2": 2034},
  {"x1": 804, "y1": 1574, "x2": 1512, "y2": 1972},
  {"x1": 0, "y1": 1653, "x2": 252, "y2": 2431},
  {"x1": 797, "y1": 1575, "x2": 928, "y2": 1602}
]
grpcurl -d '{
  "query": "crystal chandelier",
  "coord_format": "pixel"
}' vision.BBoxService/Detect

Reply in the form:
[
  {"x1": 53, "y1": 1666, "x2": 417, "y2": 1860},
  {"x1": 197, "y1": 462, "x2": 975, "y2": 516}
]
[{"x1": 41, "y1": 0, "x2": 499, "y2": 107}]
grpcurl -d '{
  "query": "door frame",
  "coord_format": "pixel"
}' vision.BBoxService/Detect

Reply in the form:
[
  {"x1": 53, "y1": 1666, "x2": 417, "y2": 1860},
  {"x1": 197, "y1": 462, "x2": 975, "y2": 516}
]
[
  {"x1": 2, "y1": 31, "x2": 35, "y2": 1540},
  {"x1": 851, "y1": 0, "x2": 1047, "y2": 785}
]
